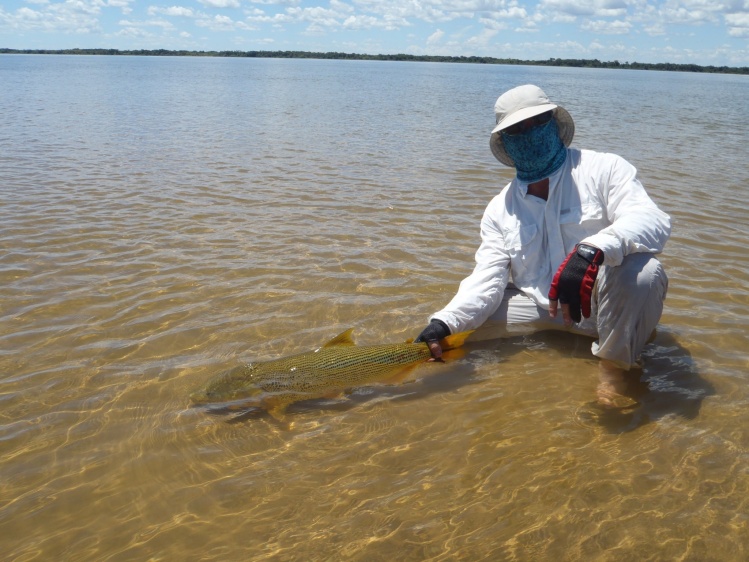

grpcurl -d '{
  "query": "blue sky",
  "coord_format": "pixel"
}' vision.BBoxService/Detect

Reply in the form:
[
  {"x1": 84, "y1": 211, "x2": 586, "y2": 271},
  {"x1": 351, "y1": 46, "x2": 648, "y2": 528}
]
[{"x1": 2, "y1": 0, "x2": 749, "y2": 66}]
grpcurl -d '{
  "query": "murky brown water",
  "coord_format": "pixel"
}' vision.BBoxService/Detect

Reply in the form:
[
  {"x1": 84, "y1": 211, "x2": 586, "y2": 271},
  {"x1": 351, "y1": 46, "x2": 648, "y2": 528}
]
[{"x1": 2, "y1": 55, "x2": 748, "y2": 560}]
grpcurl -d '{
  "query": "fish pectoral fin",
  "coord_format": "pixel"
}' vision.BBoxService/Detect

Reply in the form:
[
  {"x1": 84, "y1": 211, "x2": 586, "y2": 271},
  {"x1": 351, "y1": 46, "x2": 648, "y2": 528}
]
[
  {"x1": 440, "y1": 330, "x2": 475, "y2": 351},
  {"x1": 266, "y1": 403, "x2": 288, "y2": 421},
  {"x1": 322, "y1": 328, "x2": 356, "y2": 347},
  {"x1": 262, "y1": 395, "x2": 291, "y2": 421}
]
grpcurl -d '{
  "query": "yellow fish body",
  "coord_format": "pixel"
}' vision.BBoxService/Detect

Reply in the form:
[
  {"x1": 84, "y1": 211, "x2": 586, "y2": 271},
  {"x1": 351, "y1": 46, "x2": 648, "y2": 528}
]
[{"x1": 190, "y1": 328, "x2": 472, "y2": 417}]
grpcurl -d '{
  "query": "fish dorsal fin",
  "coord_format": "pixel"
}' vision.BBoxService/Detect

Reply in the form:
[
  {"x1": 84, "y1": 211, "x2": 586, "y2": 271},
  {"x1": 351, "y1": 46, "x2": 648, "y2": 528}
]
[{"x1": 322, "y1": 328, "x2": 356, "y2": 347}]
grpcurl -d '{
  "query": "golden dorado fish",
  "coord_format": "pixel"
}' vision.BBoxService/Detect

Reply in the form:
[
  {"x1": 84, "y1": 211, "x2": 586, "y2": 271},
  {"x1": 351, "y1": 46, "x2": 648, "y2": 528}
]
[{"x1": 190, "y1": 328, "x2": 472, "y2": 418}]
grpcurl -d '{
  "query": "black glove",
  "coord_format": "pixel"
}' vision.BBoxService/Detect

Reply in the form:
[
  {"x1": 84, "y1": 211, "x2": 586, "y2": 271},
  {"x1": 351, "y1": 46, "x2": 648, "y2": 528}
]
[
  {"x1": 548, "y1": 243, "x2": 604, "y2": 323},
  {"x1": 415, "y1": 319, "x2": 451, "y2": 343}
]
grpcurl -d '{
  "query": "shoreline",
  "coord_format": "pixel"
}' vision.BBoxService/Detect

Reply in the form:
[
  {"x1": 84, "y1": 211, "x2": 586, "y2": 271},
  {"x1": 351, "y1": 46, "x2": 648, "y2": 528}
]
[{"x1": 2, "y1": 48, "x2": 748, "y2": 75}]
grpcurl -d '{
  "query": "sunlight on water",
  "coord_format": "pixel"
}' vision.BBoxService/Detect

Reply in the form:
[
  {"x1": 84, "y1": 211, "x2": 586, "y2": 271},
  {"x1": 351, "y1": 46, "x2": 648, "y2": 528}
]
[{"x1": 1, "y1": 55, "x2": 749, "y2": 560}]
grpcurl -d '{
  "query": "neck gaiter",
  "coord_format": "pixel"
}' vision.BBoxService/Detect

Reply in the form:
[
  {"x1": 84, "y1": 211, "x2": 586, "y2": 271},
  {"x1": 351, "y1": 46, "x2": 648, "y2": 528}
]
[{"x1": 502, "y1": 119, "x2": 567, "y2": 183}]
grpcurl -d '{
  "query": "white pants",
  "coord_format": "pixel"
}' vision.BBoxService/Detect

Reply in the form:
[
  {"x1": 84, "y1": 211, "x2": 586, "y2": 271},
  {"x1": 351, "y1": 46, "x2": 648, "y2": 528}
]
[{"x1": 473, "y1": 253, "x2": 668, "y2": 369}]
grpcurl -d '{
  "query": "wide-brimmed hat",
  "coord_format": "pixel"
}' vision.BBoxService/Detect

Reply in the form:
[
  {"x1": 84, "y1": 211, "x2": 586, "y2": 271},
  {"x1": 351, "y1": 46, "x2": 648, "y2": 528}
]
[{"x1": 489, "y1": 84, "x2": 575, "y2": 167}]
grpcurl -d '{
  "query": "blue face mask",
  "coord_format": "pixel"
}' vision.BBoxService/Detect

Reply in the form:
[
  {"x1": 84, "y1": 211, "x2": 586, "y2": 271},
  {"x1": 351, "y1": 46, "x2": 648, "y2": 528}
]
[{"x1": 501, "y1": 118, "x2": 567, "y2": 183}]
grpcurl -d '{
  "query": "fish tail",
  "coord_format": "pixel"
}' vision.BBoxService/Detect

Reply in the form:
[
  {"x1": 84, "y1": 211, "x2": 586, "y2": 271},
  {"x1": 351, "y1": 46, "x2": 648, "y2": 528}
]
[{"x1": 439, "y1": 330, "x2": 474, "y2": 351}]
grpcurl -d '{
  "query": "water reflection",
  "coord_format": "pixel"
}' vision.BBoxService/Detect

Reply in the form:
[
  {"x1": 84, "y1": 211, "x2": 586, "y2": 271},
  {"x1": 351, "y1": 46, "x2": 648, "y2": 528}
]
[{"x1": 637, "y1": 331, "x2": 715, "y2": 420}]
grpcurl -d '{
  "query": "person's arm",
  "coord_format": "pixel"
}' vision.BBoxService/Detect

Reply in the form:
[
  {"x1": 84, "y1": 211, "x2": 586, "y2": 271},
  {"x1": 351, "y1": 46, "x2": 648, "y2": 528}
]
[
  {"x1": 549, "y1": 153, "x2": 671, "y2": 325},
  {"x1": 580, "y1": 154, "x2": 671, "y2": 266},
  {"x1": 417, "y1": 204, "x2": 511, "y2": 358}
]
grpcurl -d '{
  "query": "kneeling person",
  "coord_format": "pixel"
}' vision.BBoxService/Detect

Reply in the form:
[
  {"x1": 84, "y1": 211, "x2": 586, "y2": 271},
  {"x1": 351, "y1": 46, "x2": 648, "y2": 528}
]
[{"x1": 416, "y1": 84, "x2": 671, "y2": 406}]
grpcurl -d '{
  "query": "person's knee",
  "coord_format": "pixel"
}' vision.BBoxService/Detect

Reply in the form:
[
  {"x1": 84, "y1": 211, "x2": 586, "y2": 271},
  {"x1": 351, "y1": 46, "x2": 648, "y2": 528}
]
[
  {"x1": 602, "y1": 253, "x2": 667, "y2": 300},
  {"x1": 593, "y1": 254, "x2": 668, "y2": 368}
]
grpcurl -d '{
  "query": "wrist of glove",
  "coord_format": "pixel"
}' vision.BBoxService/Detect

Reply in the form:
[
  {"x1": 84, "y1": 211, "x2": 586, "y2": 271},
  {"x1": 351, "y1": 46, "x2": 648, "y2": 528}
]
[
  {"x1": 548, "y1": 244, "x2": 604, "y2": 323},
  {"x1": 415, "y1": 319, "x2": 451, "y2": 343}
]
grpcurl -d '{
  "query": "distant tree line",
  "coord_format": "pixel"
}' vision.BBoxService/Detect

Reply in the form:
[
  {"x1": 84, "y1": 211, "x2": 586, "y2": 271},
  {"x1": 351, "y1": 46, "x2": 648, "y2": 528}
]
[{"x1": 2, "y1": 48, "x2": 747, "y2": 75}]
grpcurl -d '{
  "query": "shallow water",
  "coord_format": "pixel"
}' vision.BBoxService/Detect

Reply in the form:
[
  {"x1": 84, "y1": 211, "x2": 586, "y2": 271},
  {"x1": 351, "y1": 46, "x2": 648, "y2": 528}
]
[{"x1": 1, "y1": 55, "x2": 748, "y2": 560}]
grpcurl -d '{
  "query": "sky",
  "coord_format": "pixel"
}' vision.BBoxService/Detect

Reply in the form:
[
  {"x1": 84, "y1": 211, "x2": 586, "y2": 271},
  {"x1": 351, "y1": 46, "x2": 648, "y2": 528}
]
[{"x1": 2, "y1": 0, "x2": 749, "y2": 66}]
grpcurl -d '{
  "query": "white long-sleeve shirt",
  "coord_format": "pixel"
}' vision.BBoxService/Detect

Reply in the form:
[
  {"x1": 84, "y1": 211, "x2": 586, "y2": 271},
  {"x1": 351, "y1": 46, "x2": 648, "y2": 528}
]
[{"x1": 432, "y1": 148, "x2": 672, "y2": 333}]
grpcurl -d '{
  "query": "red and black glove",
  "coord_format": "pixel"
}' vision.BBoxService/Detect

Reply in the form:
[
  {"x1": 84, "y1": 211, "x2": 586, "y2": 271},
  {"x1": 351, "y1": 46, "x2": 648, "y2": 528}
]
[{"x1": 548, "y1": 244, "x2": 604, "y2": 323}]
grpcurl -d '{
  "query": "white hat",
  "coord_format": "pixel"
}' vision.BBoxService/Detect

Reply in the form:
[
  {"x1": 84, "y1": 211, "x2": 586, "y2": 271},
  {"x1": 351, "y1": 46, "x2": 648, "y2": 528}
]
[{"x1": 489, "y1": 84, "x2": 575, "y2": 167}]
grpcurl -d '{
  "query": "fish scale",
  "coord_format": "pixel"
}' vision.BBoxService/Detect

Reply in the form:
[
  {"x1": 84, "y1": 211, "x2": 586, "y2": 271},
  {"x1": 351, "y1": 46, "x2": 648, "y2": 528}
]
[{"x1": 264, "y1": 344, "x2": 431, "y2": 387}]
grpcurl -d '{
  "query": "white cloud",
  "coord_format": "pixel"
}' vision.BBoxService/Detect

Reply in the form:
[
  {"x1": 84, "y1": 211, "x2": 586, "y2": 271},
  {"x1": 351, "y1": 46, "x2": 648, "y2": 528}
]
[
  {"x1": 106, "y1": 0, "x2": 133, "y2": 13},
  {"x1": 0, "y1": 1, "x2": 102, "y2": 33},
  {"x1": 342, "y1": 14, "x2": 375, "y2": 28},
  {"x1": 478, "y1": 14, "x2": 523, "y2": 30},
  {"x1": 643, "y1": 22, "x2": 667, "y2": 36},
  {"x1": 545, "y1": 13, "x2": 577, "y2": 24},
  {"x1": 427, "y1": 28, "x2": 445, "y2": 44},
  {"x1": 464, "y1": 26, "x2": 498, "y2": 47},
  {"x1": 118, "y1": 18, "x2": 174, "y2": 29},
  {"x1": 195, "y1": 13, "x2": 254, "y2": 30},
  {"x1": 116, "y1": 25, "x2": 151, "y2": 37},
  {"x1": 244, "y1": 1, "x2": 411, "y2": 33},
  {"x1": 725, "y1": 13, "x2": 749, "y2": 26},
  {"x1": 657, "y1": 0, "x2": 724, "y2": 25},
  {"x1": 198, "y1": 0, "x2": 240, "y2": 8},
  {"x1": 537, "y1": 0, "x2": 628, "y2": 18},
  {"x1": 726, "y1": 12, "x2": 749, "y2": 37},
  {"x1": 581, "y1": 18, "x2": 632, "y2": 34},
  {"x1": 352, "y1": 0, "x2": 464, "y2": 24},
  {"x1": 148, "y1": 6, "x2": 196, "y2": 18},
  {"x1": 330, "y1": 0, "x2": 354, "y2": 13},
  {"x1": 479, "y1": 6, "x2": 528, "y2": 29},
  {"x1": 245, "y1": 9, "x2": 290, "y2": 23},
  {"x1": 343, "y1": 14, "x2": 398, "y2": 30},
  {"x1": 286, "y1": 5, "x2": 341, "y2": 27}
]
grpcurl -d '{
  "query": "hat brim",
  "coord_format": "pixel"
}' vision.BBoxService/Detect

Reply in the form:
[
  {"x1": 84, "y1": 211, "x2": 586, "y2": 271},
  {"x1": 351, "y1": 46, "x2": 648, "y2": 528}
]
[
  {"x1": 490, "y1": 106, "x2": 575, "y2": 168},
  {"x1": 491, "y1": 103, "x2": 557, "y2": 134}
]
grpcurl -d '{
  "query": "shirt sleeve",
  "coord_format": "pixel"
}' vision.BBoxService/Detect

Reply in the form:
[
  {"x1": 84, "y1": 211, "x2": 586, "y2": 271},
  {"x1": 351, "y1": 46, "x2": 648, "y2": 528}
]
[
  {"x1": 581, "y1": 153, "x2": 671, "y2": 267},
  {"x1": 431, "y1": 202, "x2": 511, "y2": 333}
]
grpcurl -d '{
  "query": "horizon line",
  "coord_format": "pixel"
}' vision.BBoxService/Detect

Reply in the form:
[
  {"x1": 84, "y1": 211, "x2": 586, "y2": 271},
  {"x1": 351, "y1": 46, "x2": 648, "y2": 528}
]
[{"x1": 2, "y1": 48, "x2": 748, "y2": 75}]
